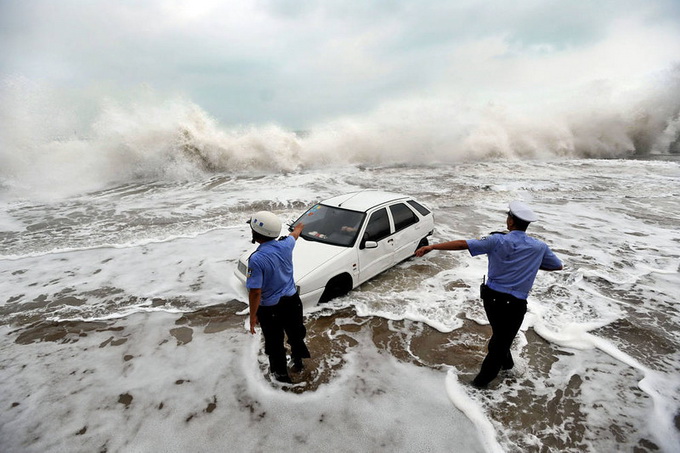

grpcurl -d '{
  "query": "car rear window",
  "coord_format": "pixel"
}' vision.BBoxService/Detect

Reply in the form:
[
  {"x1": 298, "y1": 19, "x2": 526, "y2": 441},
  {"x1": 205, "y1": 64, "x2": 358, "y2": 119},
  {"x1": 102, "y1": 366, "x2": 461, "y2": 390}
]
[
  {"x1": 390, "y1": 203, "x2": 419, "y2": 232},
  {"x1": 407, "y1": 200, "x2": 430, "y2": 216}
]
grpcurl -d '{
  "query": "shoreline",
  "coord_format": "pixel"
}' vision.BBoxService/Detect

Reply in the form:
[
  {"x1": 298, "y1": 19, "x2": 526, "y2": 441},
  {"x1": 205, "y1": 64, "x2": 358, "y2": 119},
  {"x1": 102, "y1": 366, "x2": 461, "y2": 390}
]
[{"x1": 2, "y1": 301, "x2": 674, "y2": 452}]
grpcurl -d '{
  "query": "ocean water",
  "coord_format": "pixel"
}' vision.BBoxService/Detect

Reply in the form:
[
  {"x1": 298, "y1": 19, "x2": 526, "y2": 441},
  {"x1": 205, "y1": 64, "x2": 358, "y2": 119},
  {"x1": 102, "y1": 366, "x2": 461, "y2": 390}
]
[{"x1": 1, "y1": 87, "x2": 680, "y2": 452}]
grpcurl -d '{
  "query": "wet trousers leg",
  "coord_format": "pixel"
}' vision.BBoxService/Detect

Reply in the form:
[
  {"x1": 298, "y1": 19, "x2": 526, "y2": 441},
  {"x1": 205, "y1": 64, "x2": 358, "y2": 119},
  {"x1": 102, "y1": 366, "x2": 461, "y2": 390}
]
[
  {"x1": 257, "y1": 305, "x2": 288, "y2": 377},
  {"x1": 257, "y1": 294, "x2": 310, "y2": 378},
  {"x1": 279, "y1": 293, "x2": 311, "y2": 362},
  {"x1": 473, "y1": 292, "x2": 527, "y2": 387}
]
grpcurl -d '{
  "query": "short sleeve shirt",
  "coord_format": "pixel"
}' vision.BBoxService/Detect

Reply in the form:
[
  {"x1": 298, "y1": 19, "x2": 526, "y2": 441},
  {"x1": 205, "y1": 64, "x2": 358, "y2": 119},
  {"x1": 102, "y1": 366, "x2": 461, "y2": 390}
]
[
  {"x1": 466, "y1": 230, "x2": 562, "y2": 300},
  {"x1": 246, "y1": 236, "x2": 298, "y2": 306}
]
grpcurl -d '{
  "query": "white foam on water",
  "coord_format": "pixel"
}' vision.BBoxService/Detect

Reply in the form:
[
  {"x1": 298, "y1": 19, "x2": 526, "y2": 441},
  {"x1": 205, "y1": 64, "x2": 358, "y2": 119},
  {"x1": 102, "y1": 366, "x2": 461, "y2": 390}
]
[
  {"x1": 0, "y1": 312, "x2": 484, "y2": 453},
  {"x1": 445, "y1": 370, "x2": 505, "y2": 453},
  {"x1": 0, "y1": 228, "x2": 250, "y2": 323},
  {"x1": 1, "y1": 160, "x2": 679, "y2": 451},
  {"x1": 530, "y1": 317, "x2": 680, "y2": 451}
]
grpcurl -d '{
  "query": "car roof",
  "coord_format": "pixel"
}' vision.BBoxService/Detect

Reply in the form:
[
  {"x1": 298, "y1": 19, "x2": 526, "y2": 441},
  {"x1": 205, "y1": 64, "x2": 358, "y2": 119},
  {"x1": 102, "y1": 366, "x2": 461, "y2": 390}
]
[{"x1": 321, "y1": 190, "x2": 412, "y2": 212}]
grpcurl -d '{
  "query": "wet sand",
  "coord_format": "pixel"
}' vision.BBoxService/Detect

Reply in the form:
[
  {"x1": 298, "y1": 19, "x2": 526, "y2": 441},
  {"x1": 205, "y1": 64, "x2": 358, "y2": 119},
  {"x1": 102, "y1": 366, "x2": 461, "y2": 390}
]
[{"x1": 3, "y1": 300, "x2": 671, "y2": 452}]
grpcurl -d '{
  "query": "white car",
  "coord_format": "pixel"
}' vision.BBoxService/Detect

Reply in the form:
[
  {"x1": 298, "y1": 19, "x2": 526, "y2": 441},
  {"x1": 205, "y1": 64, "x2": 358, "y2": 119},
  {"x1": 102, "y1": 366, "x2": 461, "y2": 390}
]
[{"x1": 235, "y1": 190, "x2": 434, "y2": 307}]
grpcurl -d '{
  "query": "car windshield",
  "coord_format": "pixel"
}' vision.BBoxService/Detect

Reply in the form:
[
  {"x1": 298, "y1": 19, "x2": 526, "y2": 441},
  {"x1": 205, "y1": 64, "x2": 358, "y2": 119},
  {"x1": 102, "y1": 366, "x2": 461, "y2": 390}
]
[{"x1": 292, "y1": 204, "x2": 365, "y2": 247}]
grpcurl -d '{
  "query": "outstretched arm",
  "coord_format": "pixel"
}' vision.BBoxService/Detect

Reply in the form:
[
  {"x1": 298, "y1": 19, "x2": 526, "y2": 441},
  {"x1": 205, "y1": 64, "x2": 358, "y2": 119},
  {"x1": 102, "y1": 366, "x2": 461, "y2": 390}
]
[
  {"x1": 290, "y1": 223, "x2": 304, "y2": 240},
  {"x1": 539, "y1": 248, "x2": 563, "y2": 271},
  {"x1": 415, "y1": 240, "x2": 468, "y2": 257}
]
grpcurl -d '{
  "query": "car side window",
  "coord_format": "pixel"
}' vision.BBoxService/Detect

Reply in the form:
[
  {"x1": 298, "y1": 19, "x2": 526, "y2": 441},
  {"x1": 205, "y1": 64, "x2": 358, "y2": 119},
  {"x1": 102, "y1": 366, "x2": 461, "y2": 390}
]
[
  {"x1": 390, "y1": 203, "x2": 419, "y2": 232},
  {"x1": 407, "y1": 200, "x2": 430, "y2": 216},
  {"x1": 364, "y1": 208, "x2": 390, "y2": 242}
]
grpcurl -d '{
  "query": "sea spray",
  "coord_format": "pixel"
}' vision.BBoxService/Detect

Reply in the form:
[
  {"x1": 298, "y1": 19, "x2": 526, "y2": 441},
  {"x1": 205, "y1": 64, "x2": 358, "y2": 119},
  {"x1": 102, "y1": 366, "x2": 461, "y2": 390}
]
[{"x1": 1, "y1": 67, "x2": 679, "y2": 200}]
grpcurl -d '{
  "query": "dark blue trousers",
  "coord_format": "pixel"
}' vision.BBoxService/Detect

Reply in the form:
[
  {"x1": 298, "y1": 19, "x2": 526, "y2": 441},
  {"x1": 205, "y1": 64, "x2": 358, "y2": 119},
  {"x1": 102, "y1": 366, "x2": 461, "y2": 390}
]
[
  {"x1": 473, "y1": 285, "x2": 527, "y2": 387},
  {"x1": 257, "y1": 293, "x2": 310, "y2": 377}
]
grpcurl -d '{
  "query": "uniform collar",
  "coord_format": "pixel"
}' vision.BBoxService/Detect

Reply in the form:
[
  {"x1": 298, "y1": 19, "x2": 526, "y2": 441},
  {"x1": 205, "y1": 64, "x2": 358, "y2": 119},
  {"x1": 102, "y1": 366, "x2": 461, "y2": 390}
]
[{"x1": 257, "y1": 239, "x2": 277, "y2": 250}]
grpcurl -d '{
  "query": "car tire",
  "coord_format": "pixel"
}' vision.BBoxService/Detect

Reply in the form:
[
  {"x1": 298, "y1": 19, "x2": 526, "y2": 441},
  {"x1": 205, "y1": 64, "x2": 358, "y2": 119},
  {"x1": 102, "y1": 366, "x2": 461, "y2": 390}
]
[
  {"x1": 319, "y1": 273, "x2": 353, "y2": 303},
  {"x1": 417, "y1": 237, "x2": 429, "y2": 250}
]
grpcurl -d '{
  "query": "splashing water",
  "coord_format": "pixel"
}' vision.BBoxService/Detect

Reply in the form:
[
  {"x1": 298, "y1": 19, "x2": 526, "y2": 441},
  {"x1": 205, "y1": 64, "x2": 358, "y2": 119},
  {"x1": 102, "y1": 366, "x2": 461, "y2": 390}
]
[{"x1": 1, "y1": 67, "x2": 679, "y2": 200}]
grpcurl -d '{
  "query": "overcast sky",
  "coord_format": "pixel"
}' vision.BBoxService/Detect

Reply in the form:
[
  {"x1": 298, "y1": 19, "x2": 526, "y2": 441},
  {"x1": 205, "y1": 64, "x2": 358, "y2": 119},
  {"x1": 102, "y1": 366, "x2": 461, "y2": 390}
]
[{"x1": 1, "y1": 0, "x2": 679, "y2": 130}]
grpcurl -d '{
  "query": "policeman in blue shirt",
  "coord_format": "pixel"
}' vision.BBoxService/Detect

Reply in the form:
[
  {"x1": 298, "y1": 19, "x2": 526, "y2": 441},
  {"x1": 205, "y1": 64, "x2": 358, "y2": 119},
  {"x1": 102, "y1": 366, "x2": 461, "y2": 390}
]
[
  {"x1": 416, "y1": 201, "x2": 563, "y2": 388},
  {"x1": 246, "y1": 211, "x2": 310, "y2": 384}
]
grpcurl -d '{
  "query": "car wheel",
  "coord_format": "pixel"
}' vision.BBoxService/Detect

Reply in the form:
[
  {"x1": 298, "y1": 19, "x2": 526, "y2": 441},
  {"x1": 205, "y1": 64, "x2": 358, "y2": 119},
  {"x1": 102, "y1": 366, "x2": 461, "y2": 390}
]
[
  {"x1": 417, "y1": 237, "x2": 429, "y2": 250},
  {"x1": 319, "y1": 273, "x2": 353, "y2": 303}
]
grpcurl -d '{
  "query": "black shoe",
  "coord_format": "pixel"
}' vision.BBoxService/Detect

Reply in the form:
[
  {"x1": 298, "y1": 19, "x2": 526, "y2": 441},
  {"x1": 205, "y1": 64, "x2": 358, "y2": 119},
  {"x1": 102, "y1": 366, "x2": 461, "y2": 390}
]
[
  {"x1": 273, "y1": 372, "x2": 292, "y2": 383},
  {"x1": 290, "y1": 357, "x2": 304, "y2": 373},
  {"x1": 470, "y1": 377, "x2": 488, "y2": 389}
]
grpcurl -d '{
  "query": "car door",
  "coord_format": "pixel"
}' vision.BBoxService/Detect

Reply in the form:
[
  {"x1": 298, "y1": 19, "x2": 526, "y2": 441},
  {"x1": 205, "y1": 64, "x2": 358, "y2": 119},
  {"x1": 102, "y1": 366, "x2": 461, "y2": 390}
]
[
  {"x1": 389, "y1": 202, "x2": 422, "y2": 263},
  {"x1": 357, "y1": 207, "x2": 395, "y2": 283}
]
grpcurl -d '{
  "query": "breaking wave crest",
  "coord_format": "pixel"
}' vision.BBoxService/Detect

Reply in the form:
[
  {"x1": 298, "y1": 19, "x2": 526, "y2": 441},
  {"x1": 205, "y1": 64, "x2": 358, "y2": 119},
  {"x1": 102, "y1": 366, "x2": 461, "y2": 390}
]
[{"x1": 1, "y1": 67, "x2": 679, "y2": 198}]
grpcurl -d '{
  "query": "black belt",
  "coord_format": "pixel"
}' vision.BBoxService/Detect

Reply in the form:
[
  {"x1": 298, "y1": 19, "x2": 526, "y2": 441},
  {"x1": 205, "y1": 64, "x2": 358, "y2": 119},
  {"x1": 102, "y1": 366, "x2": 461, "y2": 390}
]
[{"x1": 480, "y1": 283, "x2": 526, "y2": 304}]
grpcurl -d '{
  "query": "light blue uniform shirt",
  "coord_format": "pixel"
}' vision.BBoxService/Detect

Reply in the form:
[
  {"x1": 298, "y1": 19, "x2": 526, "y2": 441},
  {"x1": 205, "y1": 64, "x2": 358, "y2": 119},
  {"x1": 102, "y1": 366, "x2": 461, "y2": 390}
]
[
  {"x1": 466, "y1": 230, "x2": 562, "y2": 300},
  {"x1": 246, "y1": 236, "x2": 297, "y2": 306}
]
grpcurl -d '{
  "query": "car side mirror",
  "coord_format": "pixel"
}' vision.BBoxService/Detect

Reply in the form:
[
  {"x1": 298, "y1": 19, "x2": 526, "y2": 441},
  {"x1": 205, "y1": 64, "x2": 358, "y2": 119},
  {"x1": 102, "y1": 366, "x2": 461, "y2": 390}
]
[
  {"x1": 363, "y1": 241, "x2": 378, "y2": 249},
  {"x1": 359, "y1": 232, "x2": 369, "y2": 249}
]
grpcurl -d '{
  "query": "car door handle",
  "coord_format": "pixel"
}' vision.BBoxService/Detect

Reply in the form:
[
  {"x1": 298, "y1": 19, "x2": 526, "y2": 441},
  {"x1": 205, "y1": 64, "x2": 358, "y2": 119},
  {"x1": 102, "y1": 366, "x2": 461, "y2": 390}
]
[{"x1": 387, "y1": 239, "x2": 394, "y2": 243}]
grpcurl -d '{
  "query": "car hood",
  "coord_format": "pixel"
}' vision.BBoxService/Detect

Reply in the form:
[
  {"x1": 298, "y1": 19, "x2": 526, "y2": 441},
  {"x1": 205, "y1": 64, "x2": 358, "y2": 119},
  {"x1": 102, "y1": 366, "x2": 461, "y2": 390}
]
[{"x1": 293, "y1": 238, "x2": 349, "y2": 281}]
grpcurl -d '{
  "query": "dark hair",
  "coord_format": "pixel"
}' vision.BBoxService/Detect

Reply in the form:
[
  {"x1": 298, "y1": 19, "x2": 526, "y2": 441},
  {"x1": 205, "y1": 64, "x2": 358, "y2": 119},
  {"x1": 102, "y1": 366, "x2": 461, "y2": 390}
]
[
  {"x1": 508, "y1": 213, "x2": 530, "y2": 231},
  {"x1": 251, "y1": 230, "x2": 276, "y2": 244}
]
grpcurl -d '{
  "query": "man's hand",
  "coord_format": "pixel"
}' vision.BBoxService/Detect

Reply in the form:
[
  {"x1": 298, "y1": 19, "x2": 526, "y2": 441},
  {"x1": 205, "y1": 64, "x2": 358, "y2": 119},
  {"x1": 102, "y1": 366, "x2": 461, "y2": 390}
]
[
  {"x1": 249, "y1": 314, "x2": 258, "y2": 334},
  {"x1": 416, "y1": 240, "x2": 468, "y2": 257},
  {"x1": 290, "y1": 222, "x2": 305, "y2": 240},
  {"x1": 415, "y1": 245, "x2": 433, "y2": 257},
  {"x1": 248, "y1": 288, "x2": 262, "y2": 335}
]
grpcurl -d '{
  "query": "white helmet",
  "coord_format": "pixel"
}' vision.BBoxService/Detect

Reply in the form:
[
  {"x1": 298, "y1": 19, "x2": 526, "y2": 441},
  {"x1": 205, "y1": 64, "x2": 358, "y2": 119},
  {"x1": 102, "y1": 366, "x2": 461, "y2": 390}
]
[{"x1": 249, "y1": 211, "x2": 281, "y2": 238}]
